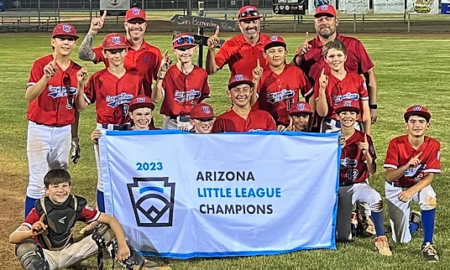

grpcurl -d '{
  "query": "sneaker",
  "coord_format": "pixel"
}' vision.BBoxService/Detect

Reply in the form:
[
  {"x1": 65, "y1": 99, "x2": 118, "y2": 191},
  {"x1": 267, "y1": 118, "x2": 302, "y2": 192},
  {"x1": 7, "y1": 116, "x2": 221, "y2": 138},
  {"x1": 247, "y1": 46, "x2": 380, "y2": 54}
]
[
  {"x1": 410, "y1": 211, "x2": 422, "y2": 230},
  {"x1": 422, "y1": 242, "x2": 439, "y2": 262},
  {"x1": 375, "y1": 236, "x2": 392, "y2": 256}
]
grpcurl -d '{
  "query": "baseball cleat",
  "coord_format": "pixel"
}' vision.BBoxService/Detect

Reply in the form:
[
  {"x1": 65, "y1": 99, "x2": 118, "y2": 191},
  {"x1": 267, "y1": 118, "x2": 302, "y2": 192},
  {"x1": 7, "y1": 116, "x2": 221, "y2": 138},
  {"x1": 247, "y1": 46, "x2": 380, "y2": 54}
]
[
  {"x1": 422, "y1": 242, "x2": 439, "y2": 262},
  {"x1": 375, "y1": 236, "x2": 392, "y2": 256}
]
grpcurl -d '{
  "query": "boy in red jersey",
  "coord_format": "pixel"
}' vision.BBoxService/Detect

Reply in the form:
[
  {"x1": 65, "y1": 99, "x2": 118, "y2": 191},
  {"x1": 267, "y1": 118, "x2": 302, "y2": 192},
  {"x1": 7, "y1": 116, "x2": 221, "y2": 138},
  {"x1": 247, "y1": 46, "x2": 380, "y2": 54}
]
[
  {"x1": 334, "y1": 100, "x2": 391, "y2": 256},
  {"x1": 288, "y1": 101, "x2": 313, "y2": 132},
  {"x1": 76, "y1": 33, "x2": 144, "y2": 212},
  {"x1": 384, "y1": 105, "x2": 440, "y2": 262}
]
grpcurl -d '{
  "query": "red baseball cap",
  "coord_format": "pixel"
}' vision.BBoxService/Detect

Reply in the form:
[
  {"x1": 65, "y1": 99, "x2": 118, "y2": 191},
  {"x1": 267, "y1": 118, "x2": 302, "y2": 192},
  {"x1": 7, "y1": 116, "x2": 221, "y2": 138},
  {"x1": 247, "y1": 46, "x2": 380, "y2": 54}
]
[
  {"x1": 190, "y1": 104, "x2": 215, "y2": 119},
  {"x1": 52, "y1": 24, "x2": 79, "y2": 39},
  {"x1": 228, "y1": 74, "x2": 254, "y2": 90},
  {"x1": 264, "y1": 35, "x2": 287, "y2": 51},
  {"x1": 237, "y1": 5, "x2": 262, "y2": 21},
  {"x1": 289, "y1": 101, "x2": 313, "y2": 115},
  {"x1": 314, "y1": 5, "x2": 337, "y2": 18},
  {"x1": 404, "y1": 105, "x2": 431, "y2": 121},
  {"x1": 173, "y1": 33, "x2": 197, "y2": 49},
  {"x1": 102, "y1": 33, "x2": 129, "y2": 50},
  {"x1": 129, "y1": 95, "x2": 155, "y2": 112},
  {"x1": 125, "y1": 7, "x2": 146, "y2": 22},
  {"x1": 335, "y1": 100, "x2": 360, "y2": 114}
]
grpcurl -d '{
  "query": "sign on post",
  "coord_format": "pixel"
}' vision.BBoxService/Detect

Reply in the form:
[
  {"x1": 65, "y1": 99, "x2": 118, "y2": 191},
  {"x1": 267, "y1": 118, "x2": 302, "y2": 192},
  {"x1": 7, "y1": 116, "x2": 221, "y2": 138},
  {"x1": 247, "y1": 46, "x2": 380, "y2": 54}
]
[
  {"x1": 100, "y1": 0, "x2": 130, "y2": 15},
  {"x1": 273, "y1": 0, "x2": 307, "y2": 15},
  {"x1": 170, "y1": 14, "x2": 236, "y2": 31}
]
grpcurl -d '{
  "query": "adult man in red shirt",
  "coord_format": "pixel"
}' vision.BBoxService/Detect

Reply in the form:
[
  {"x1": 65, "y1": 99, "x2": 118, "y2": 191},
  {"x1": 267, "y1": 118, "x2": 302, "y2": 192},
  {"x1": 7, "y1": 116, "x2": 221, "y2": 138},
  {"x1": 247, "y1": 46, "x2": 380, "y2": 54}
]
[
  {"x1": 152, "y1": 33, "x2": 210, "y2": 130},
  {"x1": 254, "y1": 35, "x2": 311, "y2": 132},
  {"x1": 24, "y1": 24, "x2": 86, "y2": 217},
  {"x1": 78, "y1": 7, "x2": 162, "y2": 97},
  {"x1": 292, "y1": 4, "x2": 378, "y2": 124},
  {"x1": 206, "y1": 5, "x2": 270, "y2": 81},
  {"x1": 384, "y1": 105, "x2": 440, "y2": 261},
  {"x1": 76, "y1": 33, "x2": 144, "y2": 212},
  {"x1": 212, "y1": 75, "x2": 277, "y2": 132}
]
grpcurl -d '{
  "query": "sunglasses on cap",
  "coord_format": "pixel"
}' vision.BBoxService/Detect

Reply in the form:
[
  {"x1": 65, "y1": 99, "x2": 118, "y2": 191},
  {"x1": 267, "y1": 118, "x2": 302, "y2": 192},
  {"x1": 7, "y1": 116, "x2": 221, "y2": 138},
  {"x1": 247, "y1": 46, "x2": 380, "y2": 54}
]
[
  {"x1": 239, "y1": 10, "x2": 260, "y2": 19},
  {"x1": 173, "y1": 36, "x2": 196, "y2": 46}
]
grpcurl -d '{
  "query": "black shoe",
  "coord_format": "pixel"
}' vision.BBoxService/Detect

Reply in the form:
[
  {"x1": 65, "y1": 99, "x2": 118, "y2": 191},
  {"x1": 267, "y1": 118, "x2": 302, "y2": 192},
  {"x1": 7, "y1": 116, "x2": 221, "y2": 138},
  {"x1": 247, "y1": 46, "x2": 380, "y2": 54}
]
[{"x1": 422, "y1": 242, "x2": 439, "y2": 262}]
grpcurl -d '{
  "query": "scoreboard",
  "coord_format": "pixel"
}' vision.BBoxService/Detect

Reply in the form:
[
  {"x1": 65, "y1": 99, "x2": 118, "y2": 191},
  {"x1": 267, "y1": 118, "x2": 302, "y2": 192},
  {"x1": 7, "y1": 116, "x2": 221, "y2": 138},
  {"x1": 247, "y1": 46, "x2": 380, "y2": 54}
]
[{"x1": 273, "y1": 0, "x2": 307, "y2": 15}]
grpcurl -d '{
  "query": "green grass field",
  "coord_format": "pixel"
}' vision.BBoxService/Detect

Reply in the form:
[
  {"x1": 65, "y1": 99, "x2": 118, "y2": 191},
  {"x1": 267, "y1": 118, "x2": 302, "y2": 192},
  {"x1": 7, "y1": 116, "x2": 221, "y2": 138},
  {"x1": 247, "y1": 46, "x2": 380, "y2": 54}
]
[{"x1": 1, "y1": 32, "x2": 450, "y2": 269}]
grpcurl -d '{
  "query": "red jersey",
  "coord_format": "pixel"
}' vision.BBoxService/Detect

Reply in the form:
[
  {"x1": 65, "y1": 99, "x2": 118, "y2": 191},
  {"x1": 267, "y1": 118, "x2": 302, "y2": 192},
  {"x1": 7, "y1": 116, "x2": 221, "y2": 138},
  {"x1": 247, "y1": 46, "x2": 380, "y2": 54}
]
[
  {"x1": 22, "y1": 204, "x2": 99, "y2": 248},
  {"x1": 212, "y1": 109, "x2": 277, "y2": 133},
  {"x1": 314, "y1": 72, "x2": 369, "y2": 121},
  {"x1": 26, "y1": 55, "x2": 81, "y2": 126},
  {"x1": 384, "y1": 135, "x2": 441, "y2": 188},
  {"x1": 160, "y1": 65, "x2": 210, "y2": 116},
  {"x1": 340, "y1": 131, "x2": 376, "y2": 185},
  {"x1": 93, "y1": 40, "x2": 162, "y2": 97},
  {"x1": 84, "y1": 69, "x2": 144, "y2": 125},
  {"x1": 215, "y1": 34, "x2": 271, "y2": 79},
  {"x1": 298, "y1": 33, "x2": 374, "y2": 84},
  {"x1": 258, "y1": 65, "x2": 311, "y2": 126}
]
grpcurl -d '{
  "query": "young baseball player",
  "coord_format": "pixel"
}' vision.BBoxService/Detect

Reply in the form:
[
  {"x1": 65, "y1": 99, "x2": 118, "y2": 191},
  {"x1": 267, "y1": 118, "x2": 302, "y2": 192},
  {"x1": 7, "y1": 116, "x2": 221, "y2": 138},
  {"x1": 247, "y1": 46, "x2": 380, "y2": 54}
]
[
  {"x1": 24, "y1": 24, "x2": 87, "y2": 217},
  {"x1": 334, "y1": 100, "x2": 392, "y2": 256},
  {"x1": 152, "y1": 33, "x2": 211, "y2": 131},
  {"x1": 251, "y1": 35, "x2": 312, "y2": 132},
  {"x1": 212, "y1": 74, "x2": 277, "y2": 132},
  {"x1": 314, "y1": 39, "x2": 371, "y2": 135},
  {"x1": 189, "y1": 103, "x2": 216, "y2": 134},
  {"x1": 10, "y1": 169, "x2": 170, "y2": 270},
  {"x1": 76, "y1": 33, "x2": 144, "y2": 212},
  {"x1": 384, "y1": 105, "x2": 440, "y2": 262},
  {"x1": 78, "y1": 7, "x2": 162, "y2": 98},
  {"x1": 288, "y1": 101, "x2": 313, "y2": 132}
]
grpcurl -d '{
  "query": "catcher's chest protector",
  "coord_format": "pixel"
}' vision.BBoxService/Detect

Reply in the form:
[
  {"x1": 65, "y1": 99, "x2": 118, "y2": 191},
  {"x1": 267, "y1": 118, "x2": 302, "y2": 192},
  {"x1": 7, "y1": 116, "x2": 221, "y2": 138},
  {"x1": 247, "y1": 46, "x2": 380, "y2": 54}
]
[{"x1": 35, "y1": 195, "x2": 85, "y2": 250}]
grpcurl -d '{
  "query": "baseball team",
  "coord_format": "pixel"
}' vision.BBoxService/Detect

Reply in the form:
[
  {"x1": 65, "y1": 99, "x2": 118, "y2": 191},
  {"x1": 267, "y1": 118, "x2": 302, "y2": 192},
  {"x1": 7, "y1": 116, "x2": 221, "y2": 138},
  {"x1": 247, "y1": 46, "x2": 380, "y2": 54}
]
[{"x1": 8, "y1": 3, "x2": 441, "y2": 270}]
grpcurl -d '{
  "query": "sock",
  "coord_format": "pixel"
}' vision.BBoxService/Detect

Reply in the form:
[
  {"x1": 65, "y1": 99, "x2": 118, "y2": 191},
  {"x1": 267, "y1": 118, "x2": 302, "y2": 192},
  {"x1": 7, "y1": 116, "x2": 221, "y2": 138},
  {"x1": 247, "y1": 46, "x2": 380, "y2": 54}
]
[
  {"x1": 409, "y1": 222, "x2": 419, "y2": 235},
  {"x1": 422, "y1": 208, "x2": 436, "y2": 245},
  {"x1": 371, "y1": 211, "x2": 385, "y2": 237},
  {"x1": 97, "y1": 190, "x2": 105, "y2": 212},
  {"x1": 25, "y1": 196, "x2": 38, "y2": 217}
]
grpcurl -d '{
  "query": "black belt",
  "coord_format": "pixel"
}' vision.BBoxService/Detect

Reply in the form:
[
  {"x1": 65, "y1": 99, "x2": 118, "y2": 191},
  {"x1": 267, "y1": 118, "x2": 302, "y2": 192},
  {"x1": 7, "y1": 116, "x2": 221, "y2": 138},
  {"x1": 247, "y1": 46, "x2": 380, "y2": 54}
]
[
  {"x1": 169, "y1": 115, "x2": 189, "y2": 120},
  {"x1": 340, "y1": 182, "x2": 355, "y2": 187},
  {"x1": 101, "y1": 124, "x2": 130, "y2": 131},
  {"x1": 385, "y1": 180, "x2": 407, "y2": 188},
  {"x1": 34, "y1": 122, "x2": 66, "y2": 128}
]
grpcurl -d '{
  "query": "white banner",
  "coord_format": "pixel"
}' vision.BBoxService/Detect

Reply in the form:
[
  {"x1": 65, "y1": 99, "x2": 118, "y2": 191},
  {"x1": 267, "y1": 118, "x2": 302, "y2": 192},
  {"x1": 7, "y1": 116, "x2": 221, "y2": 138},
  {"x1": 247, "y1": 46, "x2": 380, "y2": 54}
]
[
  {"x1": 308, "y1": 0, "x2": 338, "y2": 15},
  {"x1": 100, "y1": 0, "x2": 130, "y2": 11},
  {"x1": 407, "y1": 0, "x2": 439, "y2": 14},
  {"x1": 342, "y1": 0, "x2": 370, "y2": 14},
  {"x1": 373, "y1": 0, "x2": 405, "y2": 14},
  {"x1": 100, "y1": 131, "x2": 340, "y2": 259}
]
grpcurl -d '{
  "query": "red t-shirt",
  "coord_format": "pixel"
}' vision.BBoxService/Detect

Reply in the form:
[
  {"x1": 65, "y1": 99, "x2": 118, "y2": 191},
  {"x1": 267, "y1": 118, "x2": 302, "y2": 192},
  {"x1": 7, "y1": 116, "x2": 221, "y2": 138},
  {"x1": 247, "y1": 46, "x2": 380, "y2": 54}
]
[
  {"x1": 26, "y1": 55, "x2": 81, "y2": 126},
  {"x1": 384, "y1": 135, "x2": 441, "y2": 188},
  {"x1": 340, "y1": 131, "x2": 376, "y2": 185},
  {"x1": 160, "y1": 65, "x2": 210, "y2": 116},
  {"x1": 93, "y1": 40, "x2": 162, "y2": 97},
  {"x1": 22, "y1": 205, "x2": 100, "y2": 247},
  {"x1": 314, "y1": 72, "x2": 369, "y2": 121},
  {"x1": 215, "y1": 34, "x2": 270, "y2": 80},
  {"x1": 299, "y1": 33, "x2": 374, "y2": 85},
  {"x1": 258, "y1": 65, "x2": 311, "y2": 126},
  {"x1": 212, "y1": 109, "x2": 277, "y2": 133},
  {"x1": 84, "y1": 69, "x2": 144, "y2": 125}
]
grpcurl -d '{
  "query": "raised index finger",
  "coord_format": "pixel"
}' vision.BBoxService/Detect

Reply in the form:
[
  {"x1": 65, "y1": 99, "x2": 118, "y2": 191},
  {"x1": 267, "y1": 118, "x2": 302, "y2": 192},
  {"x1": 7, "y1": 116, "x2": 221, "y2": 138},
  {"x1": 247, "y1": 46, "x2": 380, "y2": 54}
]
[
  {"x1": 214, "y1": 25, "x2": 220, "y2": 37},
  {"x1": 257, "y1": 58, "x2": 260, "y2": 67},
  {"x1": 364, "y1": 134, "x2": 368, "y2": 142},
  {"x1": 163, "y1": 49, "x2": 169, "y2": 58},
  {"x1": 101, "y1": 10, "x2": 107, "y2": 21},
  {"x1": 321, "y1": 68, "x2": 325, "y2": 76},
  {"x1": 415, "y1": 152, "x2": 423, "y2": 158},
  {"x1": 52, "y1": 53, "x2": 58, "y2": 64},
  {"x1": 304, "y1": 32, "x2": 309, "y2": 42},
  {"x1": 39, "y1": 213, "x2": 46, "y2": 223}
]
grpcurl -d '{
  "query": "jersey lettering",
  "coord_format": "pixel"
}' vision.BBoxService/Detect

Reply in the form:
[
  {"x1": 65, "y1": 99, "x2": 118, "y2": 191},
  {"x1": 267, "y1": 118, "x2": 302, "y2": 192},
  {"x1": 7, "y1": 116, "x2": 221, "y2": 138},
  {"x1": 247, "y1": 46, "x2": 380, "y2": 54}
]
[
  {"x1": 266, "y1": 89, "x2": 295, "y2": 103},
  {"x1": 47, "y1": 85, "x2": 77, "y2": 98},
  {"x1": 174, "y1": 89, "x2": 202, "y2": 103},
  {"x1": 106, "y1": 93, "x2": 134, "y2": 108},
  {"x1": 332, "y1": 92, "x2": 359, "y2": 105}
]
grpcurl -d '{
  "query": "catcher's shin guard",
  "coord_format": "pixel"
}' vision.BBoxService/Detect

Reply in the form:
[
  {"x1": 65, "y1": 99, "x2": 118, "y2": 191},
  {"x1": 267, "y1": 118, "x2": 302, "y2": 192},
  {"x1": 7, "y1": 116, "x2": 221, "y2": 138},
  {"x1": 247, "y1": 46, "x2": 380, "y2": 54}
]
[{"x1": 16, "y1": 240, "x2": 50, "y2": 270}]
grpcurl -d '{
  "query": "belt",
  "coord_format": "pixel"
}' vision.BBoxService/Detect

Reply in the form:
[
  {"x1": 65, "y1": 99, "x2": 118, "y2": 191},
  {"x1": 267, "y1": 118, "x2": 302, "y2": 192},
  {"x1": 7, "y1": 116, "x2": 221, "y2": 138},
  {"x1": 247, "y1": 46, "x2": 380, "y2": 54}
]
[
  {"x1": 169, "y1": 114, "x2": 190, "y2": 120},
  {"x1": 385, "y1": 180, "x2": 407, "y2": 188},
  {"x1": 34, "y1": 122, "x2": 66, "y2": 128},
  {"x1": 98, "y1": 123, "x2": 130, "y2": 131},
  {"x1": 339, "y1": 182, "x2": 355, "y2": 187}
]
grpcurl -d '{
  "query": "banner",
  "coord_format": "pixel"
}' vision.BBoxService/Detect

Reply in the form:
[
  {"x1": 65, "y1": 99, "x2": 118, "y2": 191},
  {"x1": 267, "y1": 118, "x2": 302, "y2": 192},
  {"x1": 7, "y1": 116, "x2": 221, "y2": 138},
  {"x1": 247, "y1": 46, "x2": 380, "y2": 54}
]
[
  {"x1": 407, "y1": 0, "x2": 439, "y2": 14},
  {"x1": 100, "y1": 0, "x2": 130, "y2": 11},
  {"x1": 100, "y1": 131, "x2": 340, "y2": 259},
  {"x1": 373, "y1": 0, "x2": 405, "y2": 14},
  {"x1": 308, "y1": 0, "x2": 338, "y2": 15},
  {"x1": 342, "y1": 0, "x2": 370, "y2": 14}
]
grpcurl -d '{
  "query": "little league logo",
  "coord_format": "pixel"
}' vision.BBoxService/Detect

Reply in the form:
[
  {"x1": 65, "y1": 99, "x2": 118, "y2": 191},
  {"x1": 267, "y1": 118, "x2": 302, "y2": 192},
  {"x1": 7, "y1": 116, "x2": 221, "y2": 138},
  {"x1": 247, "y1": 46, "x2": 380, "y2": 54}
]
[
  {"x1": 202, "y1": 106, "x2": 211, "y2": 114},
  {"x1": 297, "y1": 103, "x2": 305, "y2": 111},
  {"x1": 235, "y1": 74, "x2": 244, "y2": 81},
  {"x1": 136, "y1": 97, "x2": 147, "y2": 103},
  {"x1": 270, "y1": 35, "x2": 279, "y2": 41},
  {"x1": 413, "y1": 106, "x2": 423, "y2": 111},
  {"x1": 127, "y1": 177, "x2": 176, "y2": 227},
  {"x1": 111, "y1": 36, "x2": 121, "y2": 45},
  {"x1": 62, "y1": 25, "x2": 71, "y2": 33},
  {"x1": 132, "y1": 8, "x2": 140, "y2": 15},
  {"x1": 343, "y1": 100, "x2": 352, "y2": 107}
]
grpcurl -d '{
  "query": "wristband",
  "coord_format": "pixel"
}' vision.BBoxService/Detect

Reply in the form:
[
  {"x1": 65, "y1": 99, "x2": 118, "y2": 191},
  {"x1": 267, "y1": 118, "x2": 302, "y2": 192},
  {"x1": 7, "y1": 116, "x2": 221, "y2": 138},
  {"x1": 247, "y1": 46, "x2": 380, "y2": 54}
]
[{"x1": 369, "y1": 104, "x2": 378, "y2": 109}]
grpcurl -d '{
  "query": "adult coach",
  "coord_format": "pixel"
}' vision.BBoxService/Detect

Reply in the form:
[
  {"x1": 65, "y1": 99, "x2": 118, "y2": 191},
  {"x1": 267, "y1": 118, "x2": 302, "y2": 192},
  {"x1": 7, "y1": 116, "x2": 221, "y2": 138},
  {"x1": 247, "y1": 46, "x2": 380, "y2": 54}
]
[
  {"x1": 292, "y1": 4, "x2": 378, "y2": 124},
  {"x1": 206, "y1": 5, "x2": 270, "y2": 80},
  {"x1": 24, "y1": 24, "x2": 85, "y2": 217},
  {"x1": 78, "y1": 7, "x2": 162, "y2": 97}
]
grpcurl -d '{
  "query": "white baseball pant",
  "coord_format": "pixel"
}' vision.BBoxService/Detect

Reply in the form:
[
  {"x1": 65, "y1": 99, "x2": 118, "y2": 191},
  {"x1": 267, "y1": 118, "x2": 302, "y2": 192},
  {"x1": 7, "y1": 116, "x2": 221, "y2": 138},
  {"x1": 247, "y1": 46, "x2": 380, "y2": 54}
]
[
  {"x1": 26, "y1": 121, "x2": 71, "y2": 199},
  {"x1": 336, "y1": 182, "x2": 383, "y2": 242},
  {"x1": 162, "y1": 115, "x2": 193, "y2": 130},
  {"x1": 320, "y1": 118, "x2": 362, "y2": 133},
  {"x1": 385, "y1": 181, "x2": 436, "y2": 243}
]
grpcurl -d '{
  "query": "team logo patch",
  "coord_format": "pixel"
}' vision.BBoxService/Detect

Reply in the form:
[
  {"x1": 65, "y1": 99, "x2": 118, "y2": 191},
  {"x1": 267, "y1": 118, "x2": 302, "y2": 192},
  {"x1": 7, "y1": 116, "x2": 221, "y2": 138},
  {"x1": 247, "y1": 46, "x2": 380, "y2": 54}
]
[
  {"x1": 413, "y1": 106, "x2": 422, "y2": 111},
  {"x1": 343, "y1": 100, "x2": 352, "y2": 107},
  {"x1": 62, "y1": 25, "x2": 71, "y2": 33},
  {"x1": 235, "y1": 74, "x2": 244, "y2": 81},
  {"x1": 297, "y1": 103, "x2": 305, "y2": 110},
  {"x1": 111, "y1": 36, "x2": 121, "y2": 45},
  {"x1": 270, "y1": 35, "x2": 278, "y2": 41},
  {"x1": 246, "y1": 7, "x2": 255, "y2": 12},
  {"x1": 143, "y1": 55, "x2": 150, "y2": 63},
  {"x1": 202, "y1": 106, "x2": 211, "y2": 114},
  {"x1": 132, "y1": 8, "x2": 140, "y2": 15},
  {"x1": 320, "y1": 5, "x2": 329, "y2": 10},
  {"x1": 137, "y1": 97, "x2": 146, "y2": 103},
  {"x1": 340, "y1": 158, "x2": 358, "y2": 168}
]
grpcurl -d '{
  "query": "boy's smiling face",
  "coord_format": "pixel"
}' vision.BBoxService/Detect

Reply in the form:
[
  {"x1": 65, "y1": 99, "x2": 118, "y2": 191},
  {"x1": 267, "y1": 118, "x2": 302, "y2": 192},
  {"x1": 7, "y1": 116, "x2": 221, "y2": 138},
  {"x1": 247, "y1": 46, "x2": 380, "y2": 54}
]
[{"x1": 46, "y1": 182, "x2": 72, "y2": 204}]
